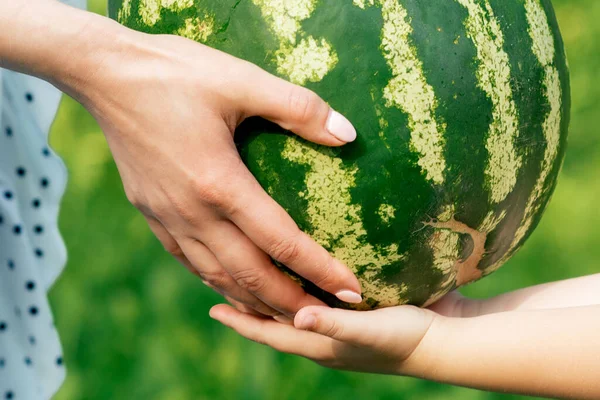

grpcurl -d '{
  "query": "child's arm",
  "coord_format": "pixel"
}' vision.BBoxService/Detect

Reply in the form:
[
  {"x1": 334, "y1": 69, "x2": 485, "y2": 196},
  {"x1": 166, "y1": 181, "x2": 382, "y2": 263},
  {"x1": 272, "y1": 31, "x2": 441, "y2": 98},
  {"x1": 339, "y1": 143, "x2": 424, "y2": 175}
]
[
  {"x1": 410, "y1": 305, "x2": 599, "y2": 399},
  {"x1": 431, "y1": 273, "x2": 600, "y2": 316},
  {"x1": 211, "y1": 273, "x2": 600, "y2": 399}
]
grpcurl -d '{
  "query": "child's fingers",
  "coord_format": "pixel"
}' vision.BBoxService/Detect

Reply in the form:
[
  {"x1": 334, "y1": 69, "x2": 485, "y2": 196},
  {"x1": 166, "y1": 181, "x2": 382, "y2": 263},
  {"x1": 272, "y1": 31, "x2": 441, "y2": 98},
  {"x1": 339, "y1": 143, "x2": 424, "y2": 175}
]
[
  {"x1": 209, "y1": 304, "x2": 334, "y2": 360},
  {"x1": 293, "y1": 306, "x2": 377, "y2": 346},
  {"x1": 293, "y1": 305, "x2": 436, "y2": 350}
]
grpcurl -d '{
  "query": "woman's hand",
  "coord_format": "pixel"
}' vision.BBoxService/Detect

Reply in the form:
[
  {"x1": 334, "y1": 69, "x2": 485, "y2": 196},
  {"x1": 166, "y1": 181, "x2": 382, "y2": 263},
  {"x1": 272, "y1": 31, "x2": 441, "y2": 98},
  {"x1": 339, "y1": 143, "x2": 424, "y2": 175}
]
[
  {"x1": 210, "y1": 274, "x2": 600, "y2": 399},
  {"x1": 0, "y1": 2, "x2": 365, "y2": 319},
  {"x1": 81, "y1": 27, "x2": 364, "y2": 318}
]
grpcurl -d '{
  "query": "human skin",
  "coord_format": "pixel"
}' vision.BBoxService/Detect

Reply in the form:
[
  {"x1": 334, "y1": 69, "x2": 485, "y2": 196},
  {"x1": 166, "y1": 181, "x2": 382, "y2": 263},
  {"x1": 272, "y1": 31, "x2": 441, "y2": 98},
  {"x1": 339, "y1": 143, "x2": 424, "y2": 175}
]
[
  {"x1": 211, "y1": 273, "x2": 600, "y2": 399},
  {"x1": 0, "y1": 0, "x2": 365, "y2": 319}
]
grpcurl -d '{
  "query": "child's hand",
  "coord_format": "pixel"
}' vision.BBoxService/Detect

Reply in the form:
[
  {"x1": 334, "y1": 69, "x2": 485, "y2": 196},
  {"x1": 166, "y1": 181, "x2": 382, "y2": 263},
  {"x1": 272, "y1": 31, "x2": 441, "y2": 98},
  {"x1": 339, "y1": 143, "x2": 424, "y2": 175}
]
[
  {"x1": 209, "y1": 290, "x2": 468, "y2": 375},
  {"x1": 210, "y1": 301, "x2": 438, "y2": 374},
  {"x1": 211, "y1": 275, "x2": 600, "y2": 399}
]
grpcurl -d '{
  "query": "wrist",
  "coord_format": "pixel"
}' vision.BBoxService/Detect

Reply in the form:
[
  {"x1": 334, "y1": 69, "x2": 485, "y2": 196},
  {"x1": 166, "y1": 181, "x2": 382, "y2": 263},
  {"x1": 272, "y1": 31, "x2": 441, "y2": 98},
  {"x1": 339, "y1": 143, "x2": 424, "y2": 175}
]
[
  {"x1": 396, "y1": 313, "x2": 447, "y2": 378},
  {"x1": 0, "y1": 0, "x2": 135, "y2": 104},
  {"x1": 1, "y1": 1, "x2": 86, "y2": 79},
  {"x1": 39, "y1": 4, "x2": 138, "y2": 106}
]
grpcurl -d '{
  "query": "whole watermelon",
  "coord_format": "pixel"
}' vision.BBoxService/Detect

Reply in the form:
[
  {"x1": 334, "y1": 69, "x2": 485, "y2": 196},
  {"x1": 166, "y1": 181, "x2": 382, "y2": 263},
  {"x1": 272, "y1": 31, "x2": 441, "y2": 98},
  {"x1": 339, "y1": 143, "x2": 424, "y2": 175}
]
[{"x1": 109, "y1": 0, "x2": 570, "y2": 309}]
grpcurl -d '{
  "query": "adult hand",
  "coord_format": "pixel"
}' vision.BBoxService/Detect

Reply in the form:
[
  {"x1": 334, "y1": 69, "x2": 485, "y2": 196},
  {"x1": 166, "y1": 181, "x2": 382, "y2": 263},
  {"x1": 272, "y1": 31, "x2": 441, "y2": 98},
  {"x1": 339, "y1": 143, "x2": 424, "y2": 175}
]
[{"x1": 64, "y1": 17, "x2": 363, "y2": 317}]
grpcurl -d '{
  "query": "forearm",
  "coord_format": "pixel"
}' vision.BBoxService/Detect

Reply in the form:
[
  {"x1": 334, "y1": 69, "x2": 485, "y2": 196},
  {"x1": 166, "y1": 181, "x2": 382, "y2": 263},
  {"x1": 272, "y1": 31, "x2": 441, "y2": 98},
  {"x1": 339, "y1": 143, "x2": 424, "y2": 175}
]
[
  {"x1": 478, "y1": 273, "x2": 600, "y2": 314},
  {"x1": 407, "y1": 306, "x2": 600, "y2": 399},
  {"x1": 0, "y1": 0, "x2": 126, "y2": 100}
]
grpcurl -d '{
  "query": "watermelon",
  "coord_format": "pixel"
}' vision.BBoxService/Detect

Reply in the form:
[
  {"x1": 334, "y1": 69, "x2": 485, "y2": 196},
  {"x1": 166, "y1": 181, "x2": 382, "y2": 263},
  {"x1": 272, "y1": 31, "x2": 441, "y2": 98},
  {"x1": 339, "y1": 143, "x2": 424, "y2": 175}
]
[{"x1": 108, "y1": 0, "x2": 570, "y2": 309}]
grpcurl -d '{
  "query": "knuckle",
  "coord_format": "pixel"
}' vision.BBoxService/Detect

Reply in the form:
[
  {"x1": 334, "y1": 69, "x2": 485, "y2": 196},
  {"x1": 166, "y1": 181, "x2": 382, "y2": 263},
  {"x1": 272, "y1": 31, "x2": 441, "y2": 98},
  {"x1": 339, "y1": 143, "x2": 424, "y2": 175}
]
[
  {"x1": 191, "y1": 162, "x2": 243, "y2": 214},
  {"x1": 125, "y1": 189, "x2": 145, "y2": 211},
  {"x1": 147, "y1": 198, "x2": 171, "y2": 220},
  {"x1": 193, "y1": 171, "x2": 222, "y2": 201},
  {"x1": 231, "y1": 268, "x2": 268, "y2": 293},
  {"x1": 323, "y1": 320, "x2": 343, "y2": 339},
  {"x1": 268, "y1": 235, "x2": 302, "y2": 265},
  {"x1": 287, "y1": 87, "x2": 321, "y2": 124},
  {"x1": 202, "y1": 280, "x2": 217, "y2": 290},
  {"x1": 158, "y1": 186, "x2": 199, "y2": 224},
  {"x1": 163, "y1": 241, "x2": 185, "y2": 258},
  {"x1": 311, "y1": 255, "x2": 336, "y2": 288},
  {"x1": 199, "y1": 270, "x2": 232, "y2": 290}
]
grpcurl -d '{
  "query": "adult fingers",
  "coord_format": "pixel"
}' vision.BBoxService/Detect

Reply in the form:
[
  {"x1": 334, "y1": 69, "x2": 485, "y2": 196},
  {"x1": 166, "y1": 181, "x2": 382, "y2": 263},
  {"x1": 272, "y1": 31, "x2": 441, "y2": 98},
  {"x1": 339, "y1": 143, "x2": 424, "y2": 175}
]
[
  {"x1": 145, "y1": 216, "x2": 202, "y2": 277},
  {"x1": 235, "y1": 65, "x2": 356, "y2": 146},
  {"x1": 178, "y1": 237, "x2": 280, "y2": 317},
  {"x1": 201, "y1": 220, "x2": 328, "y2": 316},
  {"x1": 209, "y1": 304, "x2": 334, "y2": 360},
  {"x1": 224, "y1": 168, "x2": 363, "y2": 305},
  {"x1": 224, "y1": 296, "x2": 265, "y2": 317}
]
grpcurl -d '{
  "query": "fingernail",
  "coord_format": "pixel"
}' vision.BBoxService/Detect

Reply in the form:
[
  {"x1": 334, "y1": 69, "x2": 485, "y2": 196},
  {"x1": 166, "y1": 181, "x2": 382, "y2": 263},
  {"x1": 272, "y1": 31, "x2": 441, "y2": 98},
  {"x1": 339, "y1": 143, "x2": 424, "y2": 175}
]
[
  {"x1": 335, "y1": 290, "x2": 363, "y2": 304},
  {"x1": 326, "y1": 110, "x2": 357, "y2": 143},
  {"x1": 296, "y1": 313, "x2": 317, "y2": 330},
  {"x1": 273, "y1": 315, "x2": 294, "y2": 325}
]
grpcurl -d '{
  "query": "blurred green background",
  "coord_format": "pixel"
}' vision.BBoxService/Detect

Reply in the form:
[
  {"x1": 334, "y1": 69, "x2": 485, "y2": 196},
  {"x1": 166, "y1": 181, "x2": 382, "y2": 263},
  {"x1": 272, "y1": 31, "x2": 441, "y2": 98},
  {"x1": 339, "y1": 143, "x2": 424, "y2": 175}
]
[{"x1": 49, "y1": 0, "x2": 599, "y2": 399}]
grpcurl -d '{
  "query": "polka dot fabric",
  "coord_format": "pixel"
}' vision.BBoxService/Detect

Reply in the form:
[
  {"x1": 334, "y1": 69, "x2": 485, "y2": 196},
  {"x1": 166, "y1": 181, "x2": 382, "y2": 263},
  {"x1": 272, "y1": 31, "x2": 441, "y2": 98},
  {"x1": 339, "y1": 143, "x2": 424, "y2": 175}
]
[{"x1": 1, "y1": 1, "x2": 86, "y2": 398}]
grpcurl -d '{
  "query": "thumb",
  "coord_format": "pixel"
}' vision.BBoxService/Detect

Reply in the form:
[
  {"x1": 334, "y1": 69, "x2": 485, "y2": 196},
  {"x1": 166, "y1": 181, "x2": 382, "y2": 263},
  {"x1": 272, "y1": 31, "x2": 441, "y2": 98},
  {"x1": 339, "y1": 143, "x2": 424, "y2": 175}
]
[
  {"x1": 238, "y1": 67, "x2": 357, "y2": 146},
  {"x1": 294, "y1": 306, "x2": 377, "y2": 346},
  {"x1": 294, "y1": 305, "x2": 436, "y2": 349}
]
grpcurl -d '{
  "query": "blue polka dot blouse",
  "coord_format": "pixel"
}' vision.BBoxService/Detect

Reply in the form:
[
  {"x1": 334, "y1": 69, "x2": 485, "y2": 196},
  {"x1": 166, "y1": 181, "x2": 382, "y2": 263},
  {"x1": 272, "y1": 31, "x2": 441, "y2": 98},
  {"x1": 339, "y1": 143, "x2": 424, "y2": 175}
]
[{"x1": 1, "y1": 1, "x2": 86, "y2": 398}]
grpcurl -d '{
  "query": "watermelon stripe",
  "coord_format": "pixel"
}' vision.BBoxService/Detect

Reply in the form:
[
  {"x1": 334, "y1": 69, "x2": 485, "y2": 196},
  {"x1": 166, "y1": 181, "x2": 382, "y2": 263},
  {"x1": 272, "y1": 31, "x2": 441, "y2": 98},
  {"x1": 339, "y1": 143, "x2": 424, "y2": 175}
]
[
  {"x1": 428, "y1": 206, "x2": 460, "y2": 293},
  {"x1": 281, "y1": 138, "x2": 406, "y2": 307},
  {"x1": 139, "y1": 0, "x2": 160, "y2": 25},
  {"x1": 117, "y1": 0, "x2": 132, "y2": 22},
  {"x1": 488, "y1": 0, "x2": 562, "y2": 273},
  {"x1": 520, "y1": 0, "x2": 562, "y2": 215},
  {"x1": 163, "y1": 0, "x2": 193, "y2": 11},
  {"x1": 359, "y1": 0, "x2": 446, "y2": 185},
  {"x1": 353, "y1": 0, "x2": 374, "y2": 8},
  {"x1": 252, "y1": 0, "x2": 316, "y2": 43},
  {"x1": 456, "y1": 0, "x2": 522, "y2": 204},
  {"x1": 137, "y1": 0, "x2": 193, "y2": 26},
  {"x1": 128, "y1": 0, "x2": 213, "y2": 41},
  {"x1": 252, "y1": 0, "x2": 338, "y2": 85},
  {"x1": 479, "y1": 209, "x2": 507, "y2": 233},
  {"x1": 176, "y1": 15, "x2": 214, "y2": 42}
]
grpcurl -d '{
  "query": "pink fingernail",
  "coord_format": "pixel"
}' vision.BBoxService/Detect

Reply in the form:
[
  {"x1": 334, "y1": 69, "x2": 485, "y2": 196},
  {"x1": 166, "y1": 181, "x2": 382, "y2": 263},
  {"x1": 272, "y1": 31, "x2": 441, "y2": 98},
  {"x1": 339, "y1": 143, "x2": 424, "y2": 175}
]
[
  {"x1": 326, "y1": 110, "x2": 357, "y2": 143},
  {"x1": 296, "y1": 313, "x2": 317, "y2": 330},
  {"x1": 336, "y1": 290, "x2": 363, "y2": 304}
]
